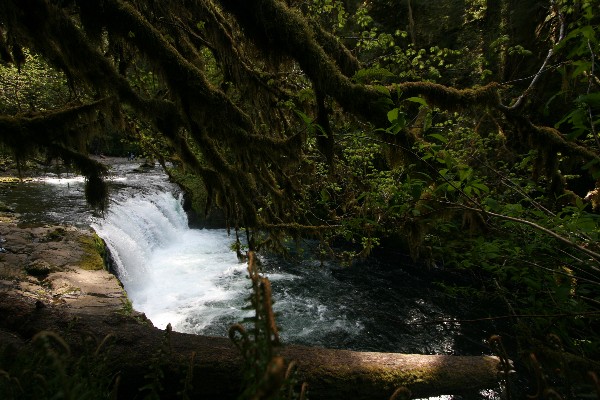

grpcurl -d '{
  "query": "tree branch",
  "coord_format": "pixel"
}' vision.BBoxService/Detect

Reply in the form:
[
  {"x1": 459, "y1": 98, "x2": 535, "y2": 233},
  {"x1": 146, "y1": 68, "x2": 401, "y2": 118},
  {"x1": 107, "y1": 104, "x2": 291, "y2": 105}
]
[{"x1": 447, "y1": 202, "x2": 600, "y2": 266}]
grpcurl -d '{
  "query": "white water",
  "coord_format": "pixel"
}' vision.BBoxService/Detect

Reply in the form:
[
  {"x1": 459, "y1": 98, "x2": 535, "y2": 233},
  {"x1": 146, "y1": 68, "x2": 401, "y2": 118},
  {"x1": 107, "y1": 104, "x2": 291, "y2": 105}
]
[
  {"x1": 93, "y1": 191, "x2": 247, "y2": 331},
  {"x1": 91, "y1": 188, "x2": 499, "y2": 399},
  {"x1": 92, "y1": 189, "x2": 367, "y2": 343},
  {"x1": 87, "y1": 161, "x2": 492, "y2": 356},
  {"x1": 1, "y1": 159, "x2": 500, "y2": 398}
]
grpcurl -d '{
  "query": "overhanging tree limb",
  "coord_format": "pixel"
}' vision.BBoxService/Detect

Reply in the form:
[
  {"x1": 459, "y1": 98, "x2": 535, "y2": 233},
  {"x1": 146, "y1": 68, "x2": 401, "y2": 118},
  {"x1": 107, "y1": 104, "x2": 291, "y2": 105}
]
[
  {"x1": 217, "y1": 0, "x2": 390, "y2": 126},
  {"x1": 446, "y1": 202, "x2": 600, "y2": 266}
]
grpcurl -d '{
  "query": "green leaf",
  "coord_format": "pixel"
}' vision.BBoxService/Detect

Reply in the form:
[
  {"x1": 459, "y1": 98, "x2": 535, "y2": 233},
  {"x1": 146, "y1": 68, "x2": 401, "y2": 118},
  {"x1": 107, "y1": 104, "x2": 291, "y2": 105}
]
[
  {"x1": 571, "y1": 60, "x2": 592, "y2": 79},
  {"x1": 387, "y1": 108, "x2": 399, "y2": 123},
  {"x1": 373, "y1": 84, "x2": 391, "y2": 97},
  {"x1": 575, "y1": 196, "x2": 585, "y2": 210},
  {"x1": 294, "y1": 109, "x2": 313, "y2": 126},
  {"x1": 575, "y1": 217, "x2": 598, "y2": 232},
  {"x1": 577, "y1": 92, "x2": 600, "y2": 107},
  {"x1": 582, "y1": 158, "x2": 599, "y2": 171},
  {"x1": 428, "y1": 133, "x2": 448, "y2": 143},
  {"x1": 471, "y1": 182, "x2": 490, "y2": 193},
  {"x1": 459, "y1": 169, "x2": 473, "y2": 182},
  {"x1": 411, "y1": 183, "x2": 423, "y2": 199},
  {"x1": 405, "y1": 96, "x2": 428, "y2": 107},
  {"x1": 375, "y1": 95, "x2": 394, "y2": 109}
]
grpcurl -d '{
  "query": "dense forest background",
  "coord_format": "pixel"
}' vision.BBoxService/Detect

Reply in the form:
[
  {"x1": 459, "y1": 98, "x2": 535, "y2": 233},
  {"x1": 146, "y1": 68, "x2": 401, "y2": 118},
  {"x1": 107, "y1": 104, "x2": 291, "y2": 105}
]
[{"x1": 1, "y1": 0, "x2": 599, "y2": 398}]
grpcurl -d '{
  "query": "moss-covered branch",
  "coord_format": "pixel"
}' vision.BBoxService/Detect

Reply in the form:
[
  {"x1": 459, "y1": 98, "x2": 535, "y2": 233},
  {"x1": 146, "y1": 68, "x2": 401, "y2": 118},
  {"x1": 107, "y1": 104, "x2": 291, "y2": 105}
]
[
  {"x1": 392, "y1": 82, "x2": 503, "y2": 111},
  {"x1": 0, "y1": 99, "x2": 113, "y2": 148},
  {"x1": 2, "y1": 0, "x2": 598, "y2": 229},
  {"x1": 217, "y1": 0, "x2": 390, "y2": 126}
]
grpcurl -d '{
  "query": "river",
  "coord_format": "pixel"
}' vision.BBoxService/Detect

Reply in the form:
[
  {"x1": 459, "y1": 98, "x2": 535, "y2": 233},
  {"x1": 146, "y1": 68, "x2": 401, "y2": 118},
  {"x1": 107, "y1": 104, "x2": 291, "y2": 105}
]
[{"x1": 0, "y1": 158, "x2": 502, "y2": 399}]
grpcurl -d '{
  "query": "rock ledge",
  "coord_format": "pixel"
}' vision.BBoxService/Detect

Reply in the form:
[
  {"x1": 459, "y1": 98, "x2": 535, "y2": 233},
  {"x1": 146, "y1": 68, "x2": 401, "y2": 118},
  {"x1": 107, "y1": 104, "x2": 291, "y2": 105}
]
[{"x1": 0, "y1": 214, "x2": 129, "y2": 317}]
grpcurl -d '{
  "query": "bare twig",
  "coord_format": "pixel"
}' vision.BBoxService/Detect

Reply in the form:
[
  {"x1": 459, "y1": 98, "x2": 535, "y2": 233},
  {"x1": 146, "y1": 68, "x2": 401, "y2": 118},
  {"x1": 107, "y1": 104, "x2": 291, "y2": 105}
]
[
  {"x1": 585, "y1": 39, "x2": 600, "y2": 149},
  {"x1": 443, "y1": 201, "x2": 600, "y2": 265},
  {"x1": 502, "y1": 0, "x2": 566, "y2": 111}
]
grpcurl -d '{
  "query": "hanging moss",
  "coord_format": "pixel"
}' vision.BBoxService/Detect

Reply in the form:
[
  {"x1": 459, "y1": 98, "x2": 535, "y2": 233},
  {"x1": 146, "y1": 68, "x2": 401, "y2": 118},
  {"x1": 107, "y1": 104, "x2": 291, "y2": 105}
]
[
  {"x1": 308, "y1": 20, "x2": 360, "y2": 78},
  {"x1": 0, "y1": 27, "x2": 12, "y2": 62},
  {"x1": 1, "y1": 0, "x2": 598, "y2": 241},
  {"x1": 218, "y1": 0, "x2": 391, "y2": 126},
  {"x1": 10, "y1": 40, "x2": 25, "y2": 70},
  {"x1": 0, "y1": 100, "x2": 110, "y2": 211},
  {"x1": 84, "y1": 173, "x2": 108, "y2": 212},
  {"x1": 77, "y1": 0, "x2": 105, "y2": 44}
]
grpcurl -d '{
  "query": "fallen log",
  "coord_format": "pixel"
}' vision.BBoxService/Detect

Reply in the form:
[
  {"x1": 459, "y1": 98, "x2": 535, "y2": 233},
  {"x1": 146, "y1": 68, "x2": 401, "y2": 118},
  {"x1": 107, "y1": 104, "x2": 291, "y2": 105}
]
[
  {"x1": 283, "y1": 346, "x2": 502, "y2": 399},
  {"x1": 0, "y1": 292, "x2": 503, "y2": 399}
]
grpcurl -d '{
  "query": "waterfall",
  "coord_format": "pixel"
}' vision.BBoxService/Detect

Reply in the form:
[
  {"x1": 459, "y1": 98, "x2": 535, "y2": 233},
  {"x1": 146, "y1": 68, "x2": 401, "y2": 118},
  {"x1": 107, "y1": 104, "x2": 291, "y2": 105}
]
[
  {"x1": 2, "y1": 159, "x2": 500, "y2": 398},
  {"x1": 92, "y1": 192, "x2": 185, "y2": 287},
  {"x1": 92, "y1": 190, "x2": 247, "y2": 331},
  {"x1": 91, "y1": 168, "x2": 463, "y2": 355},
  {"x1": 91, "y1": 189, "x2": 367, "y2": 343}
]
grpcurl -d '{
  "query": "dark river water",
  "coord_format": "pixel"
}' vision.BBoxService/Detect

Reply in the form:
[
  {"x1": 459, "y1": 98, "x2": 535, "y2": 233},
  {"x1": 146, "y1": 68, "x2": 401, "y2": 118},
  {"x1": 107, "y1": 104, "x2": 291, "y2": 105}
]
[{"x1": 0, "y1": 158, "x2": 502, "y2": 399}]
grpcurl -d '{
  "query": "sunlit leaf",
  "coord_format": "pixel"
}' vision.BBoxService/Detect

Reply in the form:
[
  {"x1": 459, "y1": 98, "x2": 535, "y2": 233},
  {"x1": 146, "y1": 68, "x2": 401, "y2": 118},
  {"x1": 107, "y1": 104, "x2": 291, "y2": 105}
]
[{"x1": 405, "y1": 96, "x2": 428, "y2": 107}]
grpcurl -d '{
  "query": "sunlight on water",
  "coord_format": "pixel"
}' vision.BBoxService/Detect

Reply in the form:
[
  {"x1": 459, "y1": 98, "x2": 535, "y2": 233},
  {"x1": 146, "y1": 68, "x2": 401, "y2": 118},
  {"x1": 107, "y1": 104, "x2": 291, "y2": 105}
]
[
  {"x1": 36, "y1": 176, "x2": 86, "y2": 185},
  {"x1": 134, "y1": 229, "x2": 245, "y2": 331},
  {"x1": 92, "y1": 189, "x2": 469, "y2": 353},
  {"x1": 93, "y1": 192, "x2": 245, "y2": 332}
]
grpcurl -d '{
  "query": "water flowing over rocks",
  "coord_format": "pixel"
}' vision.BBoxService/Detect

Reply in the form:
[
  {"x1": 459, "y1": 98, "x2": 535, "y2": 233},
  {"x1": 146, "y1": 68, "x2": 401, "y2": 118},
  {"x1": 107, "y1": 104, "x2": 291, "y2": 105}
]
[{"x1": 0, "y1": 161, "x2": 505, "y2": 399}]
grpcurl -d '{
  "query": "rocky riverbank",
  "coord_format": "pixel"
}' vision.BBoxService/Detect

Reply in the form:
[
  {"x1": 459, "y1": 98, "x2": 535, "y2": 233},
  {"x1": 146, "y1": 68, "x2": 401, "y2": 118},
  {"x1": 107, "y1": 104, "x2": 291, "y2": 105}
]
[{"x1": 0, "y1": 211, "x2": 129, "y2": 316}]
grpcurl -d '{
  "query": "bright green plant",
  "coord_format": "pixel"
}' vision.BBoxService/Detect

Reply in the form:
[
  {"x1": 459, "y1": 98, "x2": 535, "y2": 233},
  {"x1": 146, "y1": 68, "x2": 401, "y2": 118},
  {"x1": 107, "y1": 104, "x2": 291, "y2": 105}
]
[{"x1": 0, "y1": 50, "x2": 71, "y2": 115}]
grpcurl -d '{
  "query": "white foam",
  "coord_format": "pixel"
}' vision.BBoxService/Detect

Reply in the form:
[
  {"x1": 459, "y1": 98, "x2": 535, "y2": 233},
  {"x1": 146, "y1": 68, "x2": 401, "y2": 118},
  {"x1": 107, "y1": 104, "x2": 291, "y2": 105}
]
[
  {"x1": 93, "y1": 194, "x2": 247, "y2": 333},
  {"x1": 93, "y1": 190, "x2": 365, "y2": 341}
]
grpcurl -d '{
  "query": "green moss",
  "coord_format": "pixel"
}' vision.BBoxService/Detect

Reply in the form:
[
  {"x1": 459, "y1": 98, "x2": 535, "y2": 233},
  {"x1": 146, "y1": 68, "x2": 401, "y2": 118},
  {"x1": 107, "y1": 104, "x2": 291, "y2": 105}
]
[
  {"x1": 313, "y1": 363, "x2": 436, "y2": 392},
  {"x1": 43, "y1": 227, "x2": 66, "y2": 242},
  {"x1": 168, "y1": 167, "x2": 208, "y2": 217},
  {"x1": 0, "y1": 200, "x2": 15, "y2": 212},
  {"x1": 78, "y1": 232, "x2": 106, "y2": 271},
  {"x1": 119, "y1": 296, "x2": 134, "y2": 315},
  {"x1": 0, "y1": 177, "x2": 20, "y2": 183}
]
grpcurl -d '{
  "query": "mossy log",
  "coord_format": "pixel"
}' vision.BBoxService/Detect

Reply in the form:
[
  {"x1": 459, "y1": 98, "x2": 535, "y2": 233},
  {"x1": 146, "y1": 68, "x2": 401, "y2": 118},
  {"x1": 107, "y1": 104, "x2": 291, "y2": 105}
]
[
  {"x1": 282, "y1": 346, "x2": 501, "y2": 399},
  {"x1": 0, "y1": 292, "x2": 503, "y2": 399}
]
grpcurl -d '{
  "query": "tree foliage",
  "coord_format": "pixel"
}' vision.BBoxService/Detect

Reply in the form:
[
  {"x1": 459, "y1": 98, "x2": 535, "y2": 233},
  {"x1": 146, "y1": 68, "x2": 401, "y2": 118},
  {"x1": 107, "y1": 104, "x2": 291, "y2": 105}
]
[
  {"x1": 1, "y1": 0, "x2": 600, "y2": 387},
  {"x1": 0, "y1": 0, "x2": 592, "y2": 225}
]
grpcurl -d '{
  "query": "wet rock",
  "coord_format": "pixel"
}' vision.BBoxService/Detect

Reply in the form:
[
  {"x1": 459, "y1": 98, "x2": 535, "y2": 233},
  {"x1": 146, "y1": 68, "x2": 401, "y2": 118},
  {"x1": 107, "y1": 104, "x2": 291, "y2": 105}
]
[{"x1": 0, "y1": 201, "x2": 14, "y2": 213}]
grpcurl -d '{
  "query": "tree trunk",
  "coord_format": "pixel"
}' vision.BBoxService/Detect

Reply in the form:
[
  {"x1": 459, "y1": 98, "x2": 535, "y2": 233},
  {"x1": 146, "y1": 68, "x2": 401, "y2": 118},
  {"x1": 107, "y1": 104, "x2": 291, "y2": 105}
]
[{"x1": 0, "y1": 292, "x2": 503, "y2": 399}]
